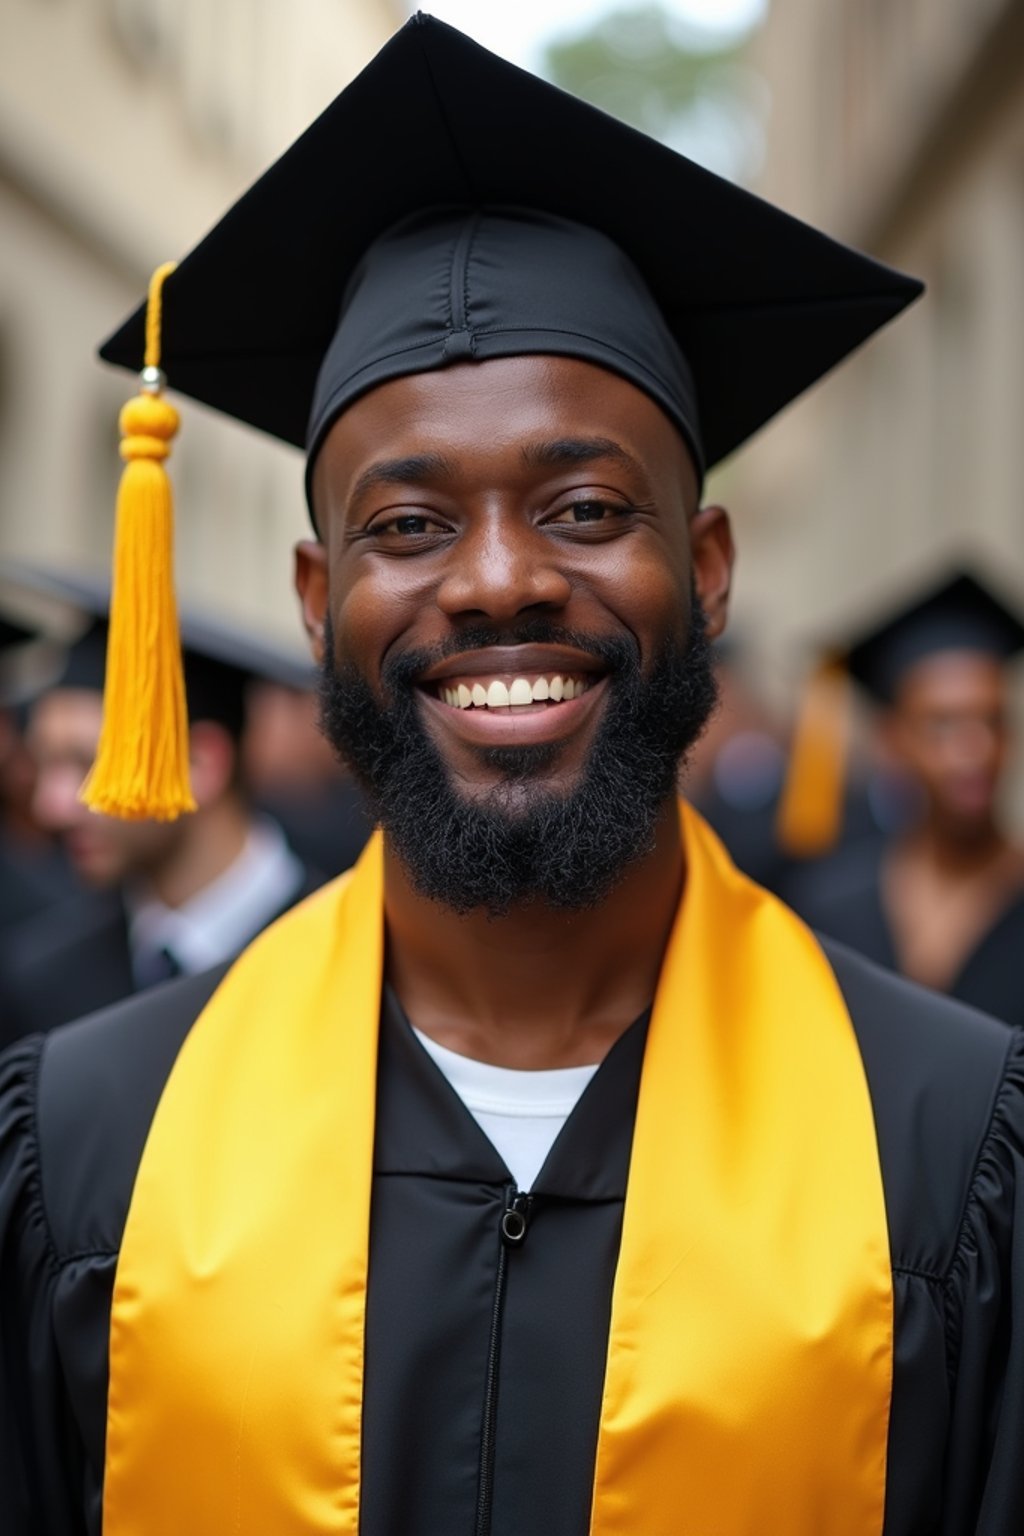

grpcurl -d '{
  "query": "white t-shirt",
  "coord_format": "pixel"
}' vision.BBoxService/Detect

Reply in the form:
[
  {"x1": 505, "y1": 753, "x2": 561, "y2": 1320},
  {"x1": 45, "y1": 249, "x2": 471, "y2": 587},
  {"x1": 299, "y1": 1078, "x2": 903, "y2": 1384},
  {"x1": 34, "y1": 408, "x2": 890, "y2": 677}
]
[{"x1": 412, "y1": 1029, "x2": 599, "y2": 1192}]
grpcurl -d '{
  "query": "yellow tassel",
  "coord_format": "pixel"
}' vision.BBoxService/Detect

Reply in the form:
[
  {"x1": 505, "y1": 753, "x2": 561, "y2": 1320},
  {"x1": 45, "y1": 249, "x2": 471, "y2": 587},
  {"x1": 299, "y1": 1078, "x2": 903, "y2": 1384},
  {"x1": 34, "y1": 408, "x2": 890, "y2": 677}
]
[
  {"x1": 81, "y1": 262, "x2": 196, "y2": 821},
  {"x1": 775, "y1": 659, "x2": 851, "y2": 859}
]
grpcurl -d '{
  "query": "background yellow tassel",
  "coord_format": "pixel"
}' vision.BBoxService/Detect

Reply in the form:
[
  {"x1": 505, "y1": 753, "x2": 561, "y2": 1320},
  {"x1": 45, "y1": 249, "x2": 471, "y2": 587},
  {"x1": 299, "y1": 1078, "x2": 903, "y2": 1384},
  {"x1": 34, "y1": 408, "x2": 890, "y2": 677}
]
[
  {"x1": 81, "y1": 263, "x2": 196, "y2": 820},
  {"x1": 774, "y1": 659, "x2": 851, "y2": 858}
]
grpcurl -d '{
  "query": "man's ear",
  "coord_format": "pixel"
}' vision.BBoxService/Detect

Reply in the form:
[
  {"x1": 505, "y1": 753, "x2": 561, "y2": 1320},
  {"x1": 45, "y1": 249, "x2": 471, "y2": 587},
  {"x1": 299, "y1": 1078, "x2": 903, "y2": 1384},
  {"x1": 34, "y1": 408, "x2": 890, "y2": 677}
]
[
  {"x1": 294, "y1": 540, "x2": 329, "y2": 666},
  {"x1": 690, "y1": 504, "x2": 734, "y2": 639}
]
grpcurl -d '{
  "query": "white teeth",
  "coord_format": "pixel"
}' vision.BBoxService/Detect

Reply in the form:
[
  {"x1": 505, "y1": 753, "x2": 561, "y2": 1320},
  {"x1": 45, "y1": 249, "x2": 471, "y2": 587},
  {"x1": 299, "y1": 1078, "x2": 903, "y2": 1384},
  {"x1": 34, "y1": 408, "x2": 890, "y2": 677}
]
[{"x1": 438, "y1": 674, "x2": 593, "y2": 708}]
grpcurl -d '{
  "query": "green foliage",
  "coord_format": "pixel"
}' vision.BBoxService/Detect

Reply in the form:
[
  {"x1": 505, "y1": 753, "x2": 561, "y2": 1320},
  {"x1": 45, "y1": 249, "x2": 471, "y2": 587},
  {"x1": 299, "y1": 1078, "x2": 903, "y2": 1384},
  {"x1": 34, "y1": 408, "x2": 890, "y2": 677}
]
[{"x1": 543, "y1": 3, "x2": 743, "y2": 143}]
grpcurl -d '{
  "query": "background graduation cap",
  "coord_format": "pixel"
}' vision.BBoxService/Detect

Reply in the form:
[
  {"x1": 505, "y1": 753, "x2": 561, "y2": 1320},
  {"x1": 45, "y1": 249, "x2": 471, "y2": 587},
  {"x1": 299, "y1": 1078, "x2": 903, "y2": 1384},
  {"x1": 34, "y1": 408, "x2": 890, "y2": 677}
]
[
  {"x1": 0, "y1": 603, "x2": 48, "y2": 711},
  {"x1": 4, "y1": 566, "x2": 313, "y2": 747},
  {"x1": 845, "y1": 569, "x2": 1024, "y2": 705},
  {"x1": 94, "y1": 12, "x2": 922, "y2": 821},
  {"x1": 776, "y1": 564, "x2": 1024, "y2": 857},
  {"x1": 0, "y1": 616, "x2": 35, "y2": 652}
]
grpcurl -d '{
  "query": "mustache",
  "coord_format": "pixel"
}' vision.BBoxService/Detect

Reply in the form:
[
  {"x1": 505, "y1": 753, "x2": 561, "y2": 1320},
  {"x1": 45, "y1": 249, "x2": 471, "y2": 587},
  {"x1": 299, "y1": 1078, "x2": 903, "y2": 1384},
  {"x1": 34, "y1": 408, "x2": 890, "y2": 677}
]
[{"x1": 381, "y1": 620, "x2": 641, "y2": 693}]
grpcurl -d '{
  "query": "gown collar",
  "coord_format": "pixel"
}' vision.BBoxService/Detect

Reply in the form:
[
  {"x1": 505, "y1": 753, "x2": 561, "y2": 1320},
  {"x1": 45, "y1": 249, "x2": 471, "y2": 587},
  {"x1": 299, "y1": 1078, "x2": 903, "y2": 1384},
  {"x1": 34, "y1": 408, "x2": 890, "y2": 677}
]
[{"x1": 374, "y1": 984, "x2": 650, "y2": 1201}]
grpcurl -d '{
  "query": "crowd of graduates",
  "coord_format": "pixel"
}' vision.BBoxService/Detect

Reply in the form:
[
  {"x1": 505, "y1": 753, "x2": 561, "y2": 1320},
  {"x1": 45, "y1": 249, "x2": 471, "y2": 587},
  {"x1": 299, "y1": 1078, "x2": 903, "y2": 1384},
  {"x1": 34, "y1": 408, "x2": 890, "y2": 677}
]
[{"x1": 0, "y1": 570, "x2": 370, "y2": 1049}]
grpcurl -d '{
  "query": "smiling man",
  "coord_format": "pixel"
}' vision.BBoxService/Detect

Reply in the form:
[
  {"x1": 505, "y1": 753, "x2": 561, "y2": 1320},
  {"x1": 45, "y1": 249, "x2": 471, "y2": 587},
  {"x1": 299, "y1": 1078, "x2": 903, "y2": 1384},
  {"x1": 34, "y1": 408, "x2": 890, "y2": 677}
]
[{"x1": 2, "y1": 17, "x2": 1023, "y2": 1536}]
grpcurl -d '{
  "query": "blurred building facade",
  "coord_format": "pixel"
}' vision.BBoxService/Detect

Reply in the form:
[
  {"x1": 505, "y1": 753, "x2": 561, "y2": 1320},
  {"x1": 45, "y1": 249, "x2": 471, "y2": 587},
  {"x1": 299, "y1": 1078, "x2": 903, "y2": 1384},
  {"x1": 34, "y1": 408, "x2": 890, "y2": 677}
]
[
  {"x1": 726, "y1": 0, "x2": 1024, "y2": 677},
  {"x1": 0, "y1": 0, "x2": 401, "y2": 642}
]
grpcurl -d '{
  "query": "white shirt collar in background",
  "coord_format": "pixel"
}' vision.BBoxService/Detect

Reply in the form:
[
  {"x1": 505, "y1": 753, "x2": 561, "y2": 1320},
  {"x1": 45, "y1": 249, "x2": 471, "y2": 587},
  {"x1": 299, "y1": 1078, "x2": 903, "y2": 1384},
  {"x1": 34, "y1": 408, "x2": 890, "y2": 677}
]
[{"x1": 127, "y1": 816, "x2": 304, "y2": 979}]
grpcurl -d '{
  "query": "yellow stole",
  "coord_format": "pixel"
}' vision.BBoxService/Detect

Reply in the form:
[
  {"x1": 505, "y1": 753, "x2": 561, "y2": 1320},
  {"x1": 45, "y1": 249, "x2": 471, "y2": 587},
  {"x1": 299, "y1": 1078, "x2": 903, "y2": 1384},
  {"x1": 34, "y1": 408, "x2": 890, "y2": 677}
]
[{"x1": 104, "y1": 804, "x2": 892, "y2": 1535}]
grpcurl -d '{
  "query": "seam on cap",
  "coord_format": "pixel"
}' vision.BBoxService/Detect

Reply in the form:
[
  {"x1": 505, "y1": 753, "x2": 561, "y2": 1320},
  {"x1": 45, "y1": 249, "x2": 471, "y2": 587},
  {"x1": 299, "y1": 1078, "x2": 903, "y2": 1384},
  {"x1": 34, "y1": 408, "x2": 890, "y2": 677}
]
[
  {"x1": 415, "y1": 23, "x2": 477, "y2": 202},
  {"x1": 474, "y1": 323, "x2": 688, "y2": 379},
  {"x1": 463, "y1": 212, "x2": 482, "y2": 344}
]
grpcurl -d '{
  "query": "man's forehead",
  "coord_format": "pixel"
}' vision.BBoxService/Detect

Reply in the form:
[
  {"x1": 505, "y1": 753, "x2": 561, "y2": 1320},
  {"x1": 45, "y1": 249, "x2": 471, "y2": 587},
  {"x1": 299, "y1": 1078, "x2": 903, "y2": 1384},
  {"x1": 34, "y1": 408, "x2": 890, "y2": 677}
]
[
  {"x1": 311, "y1": 354, "x2": 700, "y2": 516},
  {"x1": 895, "y1": 649, "x2": 1009, "y2": 709}
]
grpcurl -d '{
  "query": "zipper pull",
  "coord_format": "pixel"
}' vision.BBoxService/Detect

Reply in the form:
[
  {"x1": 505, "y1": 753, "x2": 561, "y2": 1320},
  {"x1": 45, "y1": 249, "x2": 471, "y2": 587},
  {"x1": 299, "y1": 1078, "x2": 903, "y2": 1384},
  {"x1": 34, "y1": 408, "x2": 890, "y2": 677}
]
[{"x1": 501, "y1": 1189, "x2": 531, "y2": 1246}]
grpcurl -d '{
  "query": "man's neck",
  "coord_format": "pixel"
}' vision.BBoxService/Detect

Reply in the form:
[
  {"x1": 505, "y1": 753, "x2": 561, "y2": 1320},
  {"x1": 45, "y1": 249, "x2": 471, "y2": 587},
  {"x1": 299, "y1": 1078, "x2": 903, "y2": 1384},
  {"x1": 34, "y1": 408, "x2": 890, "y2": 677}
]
[
  {"x1": 383, "y1": 797, "x2": 684, "y2": 1069},
  {"x1": 902, "y1": 816, "x2": 1008, "y2": 878}
]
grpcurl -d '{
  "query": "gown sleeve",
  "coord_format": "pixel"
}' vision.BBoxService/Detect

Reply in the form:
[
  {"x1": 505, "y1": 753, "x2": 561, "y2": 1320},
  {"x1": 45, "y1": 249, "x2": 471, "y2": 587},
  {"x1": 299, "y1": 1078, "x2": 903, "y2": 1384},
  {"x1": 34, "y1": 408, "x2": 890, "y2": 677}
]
[
  {"x1": 942, "y1": 1027, "x2": 1024, "y2": 1535},
  {"x1": 0, "y1": 1036, "x2": 88, "y2": 1535}
]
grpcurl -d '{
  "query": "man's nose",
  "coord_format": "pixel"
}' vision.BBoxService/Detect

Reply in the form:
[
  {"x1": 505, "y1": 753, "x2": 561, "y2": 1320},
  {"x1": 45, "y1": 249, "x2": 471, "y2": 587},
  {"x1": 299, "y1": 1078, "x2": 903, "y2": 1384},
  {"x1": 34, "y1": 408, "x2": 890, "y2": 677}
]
[{"x1": 434, "y1": 518, "x2": 572, "y2": 622}]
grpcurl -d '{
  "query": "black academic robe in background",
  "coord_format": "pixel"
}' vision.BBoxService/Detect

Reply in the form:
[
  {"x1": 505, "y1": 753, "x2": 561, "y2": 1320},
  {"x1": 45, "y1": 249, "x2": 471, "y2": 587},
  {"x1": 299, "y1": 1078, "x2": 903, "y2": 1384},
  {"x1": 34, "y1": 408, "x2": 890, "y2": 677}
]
[
  {"x1": 1, "y1": 939, "x2": 1023, "y2": 1535},
  {"x1": 0, "y1": 838, "x2": 73, "y2": 932},
  {"x1": 0, "y1": 861, "x2": 323, "y2": 1050},
  {"x1": 791, "y1": 840, "x2": 1024, "y2": 1028}
]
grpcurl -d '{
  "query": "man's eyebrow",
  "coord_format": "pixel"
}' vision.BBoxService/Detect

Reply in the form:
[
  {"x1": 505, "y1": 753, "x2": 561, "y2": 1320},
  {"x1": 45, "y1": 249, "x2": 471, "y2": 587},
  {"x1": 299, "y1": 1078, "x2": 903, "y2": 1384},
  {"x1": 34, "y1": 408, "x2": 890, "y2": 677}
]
[
  {"x1": 349, "y1": 452, "x2": 458, "y2": 507},
  {"x1": 520, "y1": 436, "x2": 643, "y2": 474}
]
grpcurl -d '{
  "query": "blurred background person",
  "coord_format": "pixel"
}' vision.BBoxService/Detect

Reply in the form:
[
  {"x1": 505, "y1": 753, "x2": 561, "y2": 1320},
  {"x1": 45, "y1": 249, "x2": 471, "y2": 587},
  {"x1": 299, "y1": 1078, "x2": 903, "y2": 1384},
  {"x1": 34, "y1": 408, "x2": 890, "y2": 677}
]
[
  {"x1": 0, "y1": 608, "x2": 75, "y2": 929},
  {"x1": 243, "y1": 679, "x2": 371, "y2": 878},
  {"x1": 791, "y1": 567, "x2": 1024, "y2": 1026},
  {"x1": 685, "y1": 637, "x2": 792, "y2": 891},
  {"x1": 686, "y1": 636, "x2": 913, "y2": 896},
  {"x1": 0, "y1": 578, "x2": 325, "y2": 1045}
]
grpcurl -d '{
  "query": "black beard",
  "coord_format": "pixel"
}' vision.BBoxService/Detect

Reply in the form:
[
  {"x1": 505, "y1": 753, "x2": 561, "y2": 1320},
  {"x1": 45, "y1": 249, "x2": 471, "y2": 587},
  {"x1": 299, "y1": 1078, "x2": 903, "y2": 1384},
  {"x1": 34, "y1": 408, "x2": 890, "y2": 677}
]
[{"x1": 317, "y1": 602, "x2": 719, "y2": 916}]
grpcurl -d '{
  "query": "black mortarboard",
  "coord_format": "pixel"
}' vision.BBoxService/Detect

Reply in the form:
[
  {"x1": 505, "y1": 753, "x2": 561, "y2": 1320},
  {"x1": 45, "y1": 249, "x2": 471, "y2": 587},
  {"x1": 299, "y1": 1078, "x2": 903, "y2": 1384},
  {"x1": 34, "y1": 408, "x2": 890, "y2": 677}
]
[
  {"x1": 99, "y1": 12, "x2": 922, "y2": 493},
  {"x1": 846, "y1": 569, "x2": 1024, "y2": 705},
  {"x1": 5, "y1": 569, "x2": 313, "y2": 739},
  {"x1": 0, "y1": 615, "x2": 36, "y2": 652},
  {"x1": 0, "y1": 607, "x2": 44, "y2": 710}
]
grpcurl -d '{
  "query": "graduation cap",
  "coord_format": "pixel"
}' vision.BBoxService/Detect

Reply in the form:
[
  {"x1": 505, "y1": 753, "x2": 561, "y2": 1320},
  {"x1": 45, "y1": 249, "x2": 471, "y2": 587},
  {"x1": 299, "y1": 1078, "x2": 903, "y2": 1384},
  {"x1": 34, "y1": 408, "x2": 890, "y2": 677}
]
[
  {"x1": 0, "y1": 605, "x2": 45, "y2": 711},
  {"x1": 776, "y1": 566, "x2": 1024, "y2": 856},
  {"x1": 844, "y1": 569, "x2": 1024, "y2": 705},
  {"x1": 0, "y1": 615, "x2": 36, "y2": 652},
  {"x1": 94, "y1": 13, "x2": 923, "y2": 820}
]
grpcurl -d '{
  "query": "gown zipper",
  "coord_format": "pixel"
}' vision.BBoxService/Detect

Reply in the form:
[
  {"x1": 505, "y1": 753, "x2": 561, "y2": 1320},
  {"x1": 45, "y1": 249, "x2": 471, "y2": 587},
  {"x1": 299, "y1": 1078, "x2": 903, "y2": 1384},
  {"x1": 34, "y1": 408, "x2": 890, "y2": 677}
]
[{"x1": 475, "y1": 1186, "x2": 532, "y2": 1536}]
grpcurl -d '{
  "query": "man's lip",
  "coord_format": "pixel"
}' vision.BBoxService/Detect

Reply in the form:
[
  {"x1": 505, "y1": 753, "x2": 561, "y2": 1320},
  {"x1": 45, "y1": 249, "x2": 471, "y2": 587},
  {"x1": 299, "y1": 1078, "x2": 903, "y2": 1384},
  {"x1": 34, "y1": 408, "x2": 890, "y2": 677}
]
[
  {"x1": 418, "y1": 644, "x2": 607, "y2": 686},
  {"x1": 419, "y1": 674, "x2": 610, "y2": 746}
]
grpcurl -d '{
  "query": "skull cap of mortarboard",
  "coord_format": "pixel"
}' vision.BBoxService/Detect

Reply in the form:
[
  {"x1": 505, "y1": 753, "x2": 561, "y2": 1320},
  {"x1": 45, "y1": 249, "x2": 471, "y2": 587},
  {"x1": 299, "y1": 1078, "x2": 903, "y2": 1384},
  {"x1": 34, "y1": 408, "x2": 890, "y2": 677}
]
[
  {"x1": 845, "y1": 568, "x2": 1024, "y2": 705},
  {"x1": 99, "y1": 11, "x2": 923, "y2": 514}
]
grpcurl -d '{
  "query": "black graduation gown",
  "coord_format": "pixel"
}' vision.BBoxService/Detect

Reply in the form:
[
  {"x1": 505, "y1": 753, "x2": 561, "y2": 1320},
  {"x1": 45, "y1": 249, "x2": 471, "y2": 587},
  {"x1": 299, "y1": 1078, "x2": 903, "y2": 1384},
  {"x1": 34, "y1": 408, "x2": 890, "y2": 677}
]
[
  {"x1": 0, "y1": 837, "x2": 73, "y2": 932},
  {"x1": 791, "y1": 841, "x2": 1024, "y2": 1028},
  {"x1": 0, "y1": 860, "x2": 324, "y2": 1050},
  {"x1": 2, "y1": 942, "x2": 1024, "y2": 1535}
]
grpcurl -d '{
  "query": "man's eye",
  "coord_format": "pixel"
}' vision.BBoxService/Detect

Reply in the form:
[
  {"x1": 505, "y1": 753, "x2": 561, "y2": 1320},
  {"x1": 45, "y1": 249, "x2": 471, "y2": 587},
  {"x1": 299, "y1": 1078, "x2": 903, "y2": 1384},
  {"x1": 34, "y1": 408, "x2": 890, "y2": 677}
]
[
  {"x1": 371, "y1": 513, "x2": 445, "y2": 537},
  {"x1": 552, "y1": 500, "x2": 629, "y2": 525}
]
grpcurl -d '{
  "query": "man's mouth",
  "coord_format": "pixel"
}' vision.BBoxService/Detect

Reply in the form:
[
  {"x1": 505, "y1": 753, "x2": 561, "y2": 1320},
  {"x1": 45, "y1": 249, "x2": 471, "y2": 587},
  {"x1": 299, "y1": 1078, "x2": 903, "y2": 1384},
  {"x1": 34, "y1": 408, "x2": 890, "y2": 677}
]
[
  {"x1": 434, "y1": 673, "x2": 594, "y2": 711},
  {"x1": 414, "y1": 644, "x2": 611, "y2": 743}
]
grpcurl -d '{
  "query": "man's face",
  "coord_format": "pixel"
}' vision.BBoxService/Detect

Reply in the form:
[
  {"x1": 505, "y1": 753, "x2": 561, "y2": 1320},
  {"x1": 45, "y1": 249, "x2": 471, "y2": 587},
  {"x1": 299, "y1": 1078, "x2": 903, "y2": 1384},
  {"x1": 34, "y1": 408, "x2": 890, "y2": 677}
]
[
  {"x1": 298, "y1": 355, "x2": 733, "y2": 910},
  {"x1": 886, "y1": 650, "x2": 1011, "y2": 837},
  {"x1": 29, "y1": 689, "x2": 177, "y2": 887}
]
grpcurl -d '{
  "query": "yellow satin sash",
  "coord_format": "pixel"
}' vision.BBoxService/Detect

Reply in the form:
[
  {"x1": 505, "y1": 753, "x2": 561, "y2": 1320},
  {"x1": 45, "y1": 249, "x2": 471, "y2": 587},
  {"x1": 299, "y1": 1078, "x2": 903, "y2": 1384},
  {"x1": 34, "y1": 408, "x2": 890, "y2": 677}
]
[{"x1": 104, "y1": 804, "x2": 891, "y2": 1535}]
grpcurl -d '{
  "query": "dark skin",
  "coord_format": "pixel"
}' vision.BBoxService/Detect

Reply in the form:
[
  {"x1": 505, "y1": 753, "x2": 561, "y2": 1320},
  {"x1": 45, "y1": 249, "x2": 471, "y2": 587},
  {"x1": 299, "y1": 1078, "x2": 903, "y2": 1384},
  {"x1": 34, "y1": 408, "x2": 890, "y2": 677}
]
[
  {"x1": 296, "y1": 356, "x2": 734, "y2": 1068},
  {"x1": 880, "y1": 650, "x2": 1024, "y2": 991}
]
